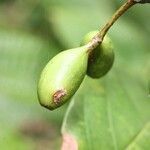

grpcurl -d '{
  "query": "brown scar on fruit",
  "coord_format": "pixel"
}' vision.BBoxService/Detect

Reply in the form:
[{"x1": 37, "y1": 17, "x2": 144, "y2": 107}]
[{"x1": 53, "y1": 89, "x2": 67, "y2": 104}]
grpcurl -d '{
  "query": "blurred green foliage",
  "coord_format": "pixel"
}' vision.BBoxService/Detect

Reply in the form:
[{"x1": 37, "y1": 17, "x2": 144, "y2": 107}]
[{"x1": 0, "y1": 0, "x2": 149, "y2": 150}]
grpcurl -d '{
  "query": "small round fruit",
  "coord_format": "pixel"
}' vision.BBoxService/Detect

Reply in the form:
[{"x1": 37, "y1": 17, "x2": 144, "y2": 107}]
[
  {"x1": 37, "y1": 46, "x2": 89, "y2": 110},
  {"x1": 81, "y1": 31, "x2": 114, "y2": 78}
]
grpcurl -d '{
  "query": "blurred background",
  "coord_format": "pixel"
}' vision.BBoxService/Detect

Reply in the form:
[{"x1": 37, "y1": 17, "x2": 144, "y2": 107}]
[{"x1": 0, "y1": 0, "x2": 149, "y2": 150}]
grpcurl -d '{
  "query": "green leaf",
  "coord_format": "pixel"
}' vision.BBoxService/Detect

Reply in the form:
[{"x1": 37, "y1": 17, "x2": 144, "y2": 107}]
[
  {"x1": 126, "y1": 122, "x2": 150, "y2": 150},
  {"x1": 61, "y1": 67, "x2": 150, "y2": 149}
]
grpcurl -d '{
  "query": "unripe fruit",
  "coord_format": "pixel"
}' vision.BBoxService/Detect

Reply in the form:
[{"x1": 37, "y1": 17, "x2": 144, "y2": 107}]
[
  {"x1": 81, "y1": 31, "x2": 114, "y2": 78},
  {"x1": 37, "y1": 46, "x2": 88, "y2": 110}
]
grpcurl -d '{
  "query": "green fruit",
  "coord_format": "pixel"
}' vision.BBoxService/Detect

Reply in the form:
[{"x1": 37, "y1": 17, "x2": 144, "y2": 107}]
[
  {"x1": 81, "y1": 31, "x2": 114, "y2": 78},
  {"x1": 37, "y1": 46, "x2": 88, "y2": 110}
]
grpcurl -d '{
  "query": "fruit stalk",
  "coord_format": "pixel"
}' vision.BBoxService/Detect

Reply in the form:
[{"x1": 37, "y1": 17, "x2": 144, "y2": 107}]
[
  {"x1": 86, "y1": 0, "x2": 148, "y2": 52},
  {"x1": 98, "y1": 0, "x2": 135, "y2": 40}
]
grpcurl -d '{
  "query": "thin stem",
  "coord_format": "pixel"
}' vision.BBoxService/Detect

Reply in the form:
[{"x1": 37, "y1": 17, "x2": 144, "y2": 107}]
[
  {"x1": 98, "y1": 0, "x2": 135, "y2": 40},
  {"x1": 86, "y1": 0, "x2": 137, "y2": 52}
]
